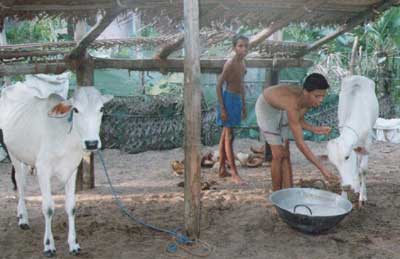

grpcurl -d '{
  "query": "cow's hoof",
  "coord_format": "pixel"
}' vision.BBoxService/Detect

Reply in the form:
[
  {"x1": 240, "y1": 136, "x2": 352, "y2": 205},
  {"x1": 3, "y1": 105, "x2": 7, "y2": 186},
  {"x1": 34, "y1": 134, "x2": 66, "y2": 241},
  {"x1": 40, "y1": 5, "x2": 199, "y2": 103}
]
[
  {"x1": 43, "y1": 250, "x2": 56, "y2": 257},
  {"x1": 70, "y1": 248, "x2": 81, "y2": 256},
  {"x1": 19, "y1": 224, "x2": 30, "y2": 230}
]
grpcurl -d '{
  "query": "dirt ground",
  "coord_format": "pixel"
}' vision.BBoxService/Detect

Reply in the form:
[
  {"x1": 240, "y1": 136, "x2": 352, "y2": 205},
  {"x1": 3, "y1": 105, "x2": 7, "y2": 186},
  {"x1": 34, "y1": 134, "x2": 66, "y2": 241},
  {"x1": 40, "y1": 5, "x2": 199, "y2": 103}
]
[{"x1": 1, "y1": 139, "x2": 400, "y2": 259}]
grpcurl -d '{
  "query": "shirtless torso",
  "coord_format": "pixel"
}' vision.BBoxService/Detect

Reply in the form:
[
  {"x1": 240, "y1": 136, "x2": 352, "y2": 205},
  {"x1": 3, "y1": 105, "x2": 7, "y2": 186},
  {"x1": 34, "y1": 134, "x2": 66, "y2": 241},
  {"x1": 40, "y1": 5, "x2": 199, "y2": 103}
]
[
  {"x1": 223, "y1": 58, "x2": 246, "y2": 94},
  {"x1": 260, "y1": 84, "x2": 338, "y2": 183}
]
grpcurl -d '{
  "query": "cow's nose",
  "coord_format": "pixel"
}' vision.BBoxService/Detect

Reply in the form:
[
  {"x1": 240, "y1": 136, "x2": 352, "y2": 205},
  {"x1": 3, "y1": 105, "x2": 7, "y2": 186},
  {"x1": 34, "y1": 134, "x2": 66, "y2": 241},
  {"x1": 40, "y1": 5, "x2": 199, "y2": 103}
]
[{"x1": 85, "y1": 140, "x2": 99, "y2": 150}]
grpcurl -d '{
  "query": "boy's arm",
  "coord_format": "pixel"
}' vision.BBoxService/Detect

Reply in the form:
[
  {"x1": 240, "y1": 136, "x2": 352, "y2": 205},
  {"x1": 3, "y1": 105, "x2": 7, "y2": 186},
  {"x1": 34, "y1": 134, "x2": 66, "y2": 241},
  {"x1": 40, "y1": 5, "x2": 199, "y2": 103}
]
[
  {"x1": 216, "y1": 62, "x2": 230, "y2": 120},
  {"x1": 241, "y1": 69, "x2": 246, "y2": 119},
  {"x1": 287, "y1": 109, "x2": 338, "y2": 182},
  {"x1": 300, "y1": 117, "x2": 331, "y2": 135},
  {"x1": 300, "y1": 118, "x2": 316, "y2": 132}
]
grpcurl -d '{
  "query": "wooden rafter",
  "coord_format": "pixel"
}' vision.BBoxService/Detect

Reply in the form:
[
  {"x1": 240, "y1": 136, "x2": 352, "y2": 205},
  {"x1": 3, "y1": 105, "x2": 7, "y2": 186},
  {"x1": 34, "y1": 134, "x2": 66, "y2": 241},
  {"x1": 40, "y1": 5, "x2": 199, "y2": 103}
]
[
  {"x1": 93, "y1": 57, "x2": 313, "y2": 72},
  {"x1": 155, "y1": 35, "x2": 184, "y2": 60},
  {"x1": 0, "y1": 58, "x2": 312, "y2": 76},
  {"x1": 0, "y1": 50, "x2": 68, "y2": 59},
  {"x1": 303, "y1": 0, "x2": 398, "y2": 55},
  {"x1": 0, "y1": 37, "x2": 176, "y2": 52},
  {"x1": 69, "y1": 6, "x2": 123, "y2": 59},
  {"x1": 248, "y1": 0, "x2": 326, "y2": 49},
  {"x1": 0, "y1": 62, "x2": 67, "y2": 76}
]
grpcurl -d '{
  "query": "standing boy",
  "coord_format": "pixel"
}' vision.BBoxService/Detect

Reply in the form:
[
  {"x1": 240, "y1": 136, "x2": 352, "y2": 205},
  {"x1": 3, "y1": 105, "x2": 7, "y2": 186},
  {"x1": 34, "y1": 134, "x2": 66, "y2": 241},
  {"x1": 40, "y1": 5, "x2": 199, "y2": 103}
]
[
  {"x1": 255, "y1": 73, "x2": 339, "y2": 191},
  {"x1": 216, "y1": 35, "x2": 249, "y2": 185}
]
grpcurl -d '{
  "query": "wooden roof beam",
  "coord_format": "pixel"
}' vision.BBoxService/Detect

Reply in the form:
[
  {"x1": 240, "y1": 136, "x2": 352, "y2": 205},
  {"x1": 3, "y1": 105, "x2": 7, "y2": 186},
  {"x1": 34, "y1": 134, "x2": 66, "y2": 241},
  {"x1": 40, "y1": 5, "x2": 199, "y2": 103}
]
[
  {"x1": 302, "y1": 0, "x2": 398, "y2": 55},
  {"x1": 69, "y1": 6, "x2": 123, "y2": 59},
  {"x1": 0, "y1": 58, "x2": 312, "y2": 76},
  {"x1": 0, "y1": 62, "x2": 67, "y2": 76},
  {"x1": 94, "y1": 57, "x2": 313, "y2": 73},
  {"x1": 0, "y1": 50, "x2": 68, "y2": 59},
  {"x1": 154, "y1": 4, "x2": 227, "y2": 61},
  {"x1": 248, "y1": 0, "x2": 326, "y2": 49},
  {"x1": 155, "y1": 35, "x2": 184, "y2": 60}
]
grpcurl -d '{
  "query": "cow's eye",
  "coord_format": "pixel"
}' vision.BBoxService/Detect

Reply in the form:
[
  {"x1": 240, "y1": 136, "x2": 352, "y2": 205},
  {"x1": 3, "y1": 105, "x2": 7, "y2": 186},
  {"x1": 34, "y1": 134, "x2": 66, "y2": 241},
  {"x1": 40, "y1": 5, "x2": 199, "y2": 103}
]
[
  {"x1": 345, "y1": 156, "x2": 349, "y2": 160},
  {"x1": 100, "y1": 107, "x2": 104, "y2": 113},
  {"x1": 72, "y1": 107, "x2": 79, "y2": 113}
]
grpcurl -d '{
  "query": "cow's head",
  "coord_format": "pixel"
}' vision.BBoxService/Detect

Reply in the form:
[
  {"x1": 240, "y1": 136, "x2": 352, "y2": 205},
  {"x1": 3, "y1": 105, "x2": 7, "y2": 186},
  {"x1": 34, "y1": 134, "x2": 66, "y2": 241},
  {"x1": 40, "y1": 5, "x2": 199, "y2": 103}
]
[
  {"x1": 327, "y1": 137, "x2": 360, "y2": 191},
  {"x1": 49, "y1": 87, "x2": 113, "y2": 151}
]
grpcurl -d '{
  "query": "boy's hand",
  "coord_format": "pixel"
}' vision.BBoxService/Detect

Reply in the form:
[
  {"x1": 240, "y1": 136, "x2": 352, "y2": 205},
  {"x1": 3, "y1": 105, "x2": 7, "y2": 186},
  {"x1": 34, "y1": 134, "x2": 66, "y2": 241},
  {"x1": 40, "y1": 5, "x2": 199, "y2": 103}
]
[
  {"x1": 242, "y1": 107, "x2": 247, "y2": 120},
  {"x1": 313, "y1": 126, "x2": 331, "y2": 135},
  {"x1": 321, "y1": 168, "x2": 340, "y2": 183},
  {"x1": 221, "y1": 108, "x2": 228, "y2": 121}
]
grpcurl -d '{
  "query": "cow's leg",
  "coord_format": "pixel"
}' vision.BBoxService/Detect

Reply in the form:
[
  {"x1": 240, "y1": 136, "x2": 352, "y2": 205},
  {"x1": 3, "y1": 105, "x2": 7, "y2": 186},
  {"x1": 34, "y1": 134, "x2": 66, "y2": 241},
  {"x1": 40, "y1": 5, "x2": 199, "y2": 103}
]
[
  {"x1": 10, "y1": 154, "x2": 29, "y2": 229},
  {"x1": 65, "y1": 170, "x2": 80, "y2": 255},
  {"x1": 359, "y1": 154, "x2": 369, "y2": 207},
  {"x1": 37, "y1": 167, "x2": 56, "y2": 257}
]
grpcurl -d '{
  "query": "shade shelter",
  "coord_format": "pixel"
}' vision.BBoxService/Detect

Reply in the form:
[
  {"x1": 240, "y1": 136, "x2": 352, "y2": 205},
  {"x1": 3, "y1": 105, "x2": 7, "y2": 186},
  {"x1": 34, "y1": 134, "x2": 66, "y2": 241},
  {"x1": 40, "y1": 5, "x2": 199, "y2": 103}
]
[{"x1": 0, "y1": 0, "x2": 398, "y2": 238}]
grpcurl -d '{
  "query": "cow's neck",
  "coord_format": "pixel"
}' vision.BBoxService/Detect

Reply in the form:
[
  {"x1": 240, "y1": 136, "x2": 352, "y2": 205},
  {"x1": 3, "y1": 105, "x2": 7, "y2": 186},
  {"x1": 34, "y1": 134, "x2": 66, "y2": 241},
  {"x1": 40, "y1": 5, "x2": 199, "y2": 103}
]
[{"x1": 340, "y1": 127, "x2": 358, "y2": 148}]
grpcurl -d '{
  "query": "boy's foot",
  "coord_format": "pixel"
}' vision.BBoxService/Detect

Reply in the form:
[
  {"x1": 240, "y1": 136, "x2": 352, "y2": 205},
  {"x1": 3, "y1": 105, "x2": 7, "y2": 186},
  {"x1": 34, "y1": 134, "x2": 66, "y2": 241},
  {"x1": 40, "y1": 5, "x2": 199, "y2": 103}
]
[
  {"x1": 218, "y1": 168, "x2": 231, "y2": 178},
  {"x1": 232, "y1": 174, "x2": 248, "y2": 186}
]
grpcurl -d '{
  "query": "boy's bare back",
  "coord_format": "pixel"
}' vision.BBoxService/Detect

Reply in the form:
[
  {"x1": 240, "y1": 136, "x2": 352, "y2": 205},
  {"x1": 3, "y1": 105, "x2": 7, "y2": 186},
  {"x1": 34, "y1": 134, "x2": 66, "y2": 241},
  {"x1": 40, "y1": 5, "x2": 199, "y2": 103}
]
[{"x1": 263, "y1": 84, "x2": 306, "y2": 115}]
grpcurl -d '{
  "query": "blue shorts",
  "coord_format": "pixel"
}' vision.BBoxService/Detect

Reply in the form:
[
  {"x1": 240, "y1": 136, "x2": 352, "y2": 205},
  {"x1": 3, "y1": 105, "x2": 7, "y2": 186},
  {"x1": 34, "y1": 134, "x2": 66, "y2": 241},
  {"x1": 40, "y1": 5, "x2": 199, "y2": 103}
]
[{"x1": 216, "y1": 90, "x2": 242, "y2": 127}]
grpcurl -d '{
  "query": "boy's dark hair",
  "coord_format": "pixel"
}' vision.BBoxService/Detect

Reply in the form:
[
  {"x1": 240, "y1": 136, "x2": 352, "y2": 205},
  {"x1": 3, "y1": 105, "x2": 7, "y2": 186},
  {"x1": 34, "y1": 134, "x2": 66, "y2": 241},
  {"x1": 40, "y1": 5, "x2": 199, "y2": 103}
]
[
  {"x1": 303, "y1": 73, "x2": 330, "y2": 92},
  {"x1": 232, "y1": 35, "x2": 249, "y2": 47}
]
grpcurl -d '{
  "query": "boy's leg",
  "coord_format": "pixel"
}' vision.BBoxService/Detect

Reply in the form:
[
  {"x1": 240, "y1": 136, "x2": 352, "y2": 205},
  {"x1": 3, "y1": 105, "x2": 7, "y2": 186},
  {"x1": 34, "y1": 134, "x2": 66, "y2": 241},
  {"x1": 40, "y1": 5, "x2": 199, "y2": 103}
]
[
  {"x1": 218, "y1": 128, "x2": 229, "y2": 177},
  {"x1": 281, "y1": 139, "x2": 293, "y2": 189},
  {"x1": 224, "y1": 127, "x2": 245, "y2": 184},
  {"x1": 270, "y1": 144, "x2": 287, "y2": 191}
]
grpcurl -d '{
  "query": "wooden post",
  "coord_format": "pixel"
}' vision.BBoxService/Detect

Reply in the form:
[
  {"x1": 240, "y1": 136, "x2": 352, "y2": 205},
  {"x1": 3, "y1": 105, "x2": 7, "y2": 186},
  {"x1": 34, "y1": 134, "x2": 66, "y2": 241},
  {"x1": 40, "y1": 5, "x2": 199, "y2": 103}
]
[
  {"x1": 0, "y1": 18, "x2": 10, "y2": 86},
  {"x1": 74, "y1": 19, "x2": 95, "y2": 191},
  {"x1": 349, "y1": 36, "x2": 359, "y2": 75},
  {"x1": 183, "y1": 0, "x2": 201, "y2": 239}
]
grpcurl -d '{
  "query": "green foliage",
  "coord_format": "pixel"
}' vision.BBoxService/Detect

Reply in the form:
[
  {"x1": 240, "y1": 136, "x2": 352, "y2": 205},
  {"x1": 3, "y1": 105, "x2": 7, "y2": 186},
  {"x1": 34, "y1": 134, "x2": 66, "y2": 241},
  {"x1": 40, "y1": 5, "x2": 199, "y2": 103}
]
[{"x1": 5, "y1": 18, "x2": 65, "y2": 44}]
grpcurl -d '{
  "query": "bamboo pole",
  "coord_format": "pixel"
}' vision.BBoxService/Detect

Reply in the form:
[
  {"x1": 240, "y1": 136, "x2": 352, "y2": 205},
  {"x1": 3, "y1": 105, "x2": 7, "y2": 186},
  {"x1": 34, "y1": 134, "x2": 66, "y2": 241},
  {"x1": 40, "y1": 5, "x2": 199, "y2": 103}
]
[{"x1": 183, "y1": 0, "x2": 201, "y2": 239}]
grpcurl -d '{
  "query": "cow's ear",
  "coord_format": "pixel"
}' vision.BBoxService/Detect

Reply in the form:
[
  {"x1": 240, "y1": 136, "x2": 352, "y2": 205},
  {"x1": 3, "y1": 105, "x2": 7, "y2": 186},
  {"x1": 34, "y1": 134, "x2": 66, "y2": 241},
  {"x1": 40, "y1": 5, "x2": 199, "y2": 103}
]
[
  {"x1": 101, "y1": 94, "x2": 113, "y2": 104},
  {"x1": 48, "y1": 101, "x2": 73, "y2": 117}
]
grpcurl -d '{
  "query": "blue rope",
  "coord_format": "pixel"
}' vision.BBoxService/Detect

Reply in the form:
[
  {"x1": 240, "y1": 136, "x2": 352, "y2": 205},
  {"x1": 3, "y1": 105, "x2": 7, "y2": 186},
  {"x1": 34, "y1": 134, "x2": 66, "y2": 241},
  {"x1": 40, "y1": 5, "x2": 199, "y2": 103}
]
[{"x1": 95, "y1": 151, "x2": 194, "y2": 250}]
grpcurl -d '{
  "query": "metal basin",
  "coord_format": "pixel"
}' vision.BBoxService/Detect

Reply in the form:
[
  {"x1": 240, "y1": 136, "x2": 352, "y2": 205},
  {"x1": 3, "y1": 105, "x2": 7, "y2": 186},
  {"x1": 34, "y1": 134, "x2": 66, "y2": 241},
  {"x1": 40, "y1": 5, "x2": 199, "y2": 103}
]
[{"x1": 269, "y1": 188, "x2": 352, "y2": 234}]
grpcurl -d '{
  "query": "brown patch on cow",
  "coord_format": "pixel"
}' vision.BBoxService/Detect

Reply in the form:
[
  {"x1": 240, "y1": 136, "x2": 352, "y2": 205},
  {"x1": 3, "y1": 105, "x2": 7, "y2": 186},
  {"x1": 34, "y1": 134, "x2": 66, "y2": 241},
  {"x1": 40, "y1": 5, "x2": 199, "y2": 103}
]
[
  {"x1": 50, "y1": 103, "x2": 72, "y2": 115},
  {"x1": 354, "y1": 147, "x2": 368, "y2": 155}
]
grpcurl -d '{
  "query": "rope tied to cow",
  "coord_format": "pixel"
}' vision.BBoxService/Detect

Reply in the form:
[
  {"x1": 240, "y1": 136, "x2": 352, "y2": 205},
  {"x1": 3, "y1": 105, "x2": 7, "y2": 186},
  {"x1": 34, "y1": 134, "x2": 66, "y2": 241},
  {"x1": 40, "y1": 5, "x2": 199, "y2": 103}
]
[{"x1": 95, "y1": 150, "x2": 214, "y2": 257}]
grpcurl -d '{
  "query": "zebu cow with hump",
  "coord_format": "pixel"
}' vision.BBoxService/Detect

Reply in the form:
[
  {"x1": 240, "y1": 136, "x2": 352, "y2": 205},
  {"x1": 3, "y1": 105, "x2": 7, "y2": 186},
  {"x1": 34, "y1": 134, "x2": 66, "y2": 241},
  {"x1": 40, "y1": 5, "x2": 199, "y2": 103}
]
[
  {"x1": 0, "y1": 83, "x2": 112, "y2": 256},
  {"x1": 327, "y1": 75, "x2": 379, "y2": 206}
]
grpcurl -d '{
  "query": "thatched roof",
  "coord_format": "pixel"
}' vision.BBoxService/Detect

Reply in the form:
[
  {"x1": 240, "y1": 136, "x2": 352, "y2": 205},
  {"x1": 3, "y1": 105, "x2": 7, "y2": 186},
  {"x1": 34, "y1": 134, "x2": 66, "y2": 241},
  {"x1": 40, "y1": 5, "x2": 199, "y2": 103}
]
[
  {"x1": 1, "y1": 0, "x2": 399, "y2": 28},
  {"x1": 0, "y1": 0, "x2": 398, "y2": 76}
]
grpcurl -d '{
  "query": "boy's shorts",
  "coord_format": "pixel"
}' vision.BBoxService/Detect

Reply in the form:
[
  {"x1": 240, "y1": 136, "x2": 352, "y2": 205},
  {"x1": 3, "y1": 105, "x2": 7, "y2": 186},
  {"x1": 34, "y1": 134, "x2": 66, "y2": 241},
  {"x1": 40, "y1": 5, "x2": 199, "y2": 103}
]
[
  {"x1": 216, "y1": 90, "x2": 242, "y2": 128},
  {"x1": 255, "y1": 94, "x2": 290, "y2": 145}
]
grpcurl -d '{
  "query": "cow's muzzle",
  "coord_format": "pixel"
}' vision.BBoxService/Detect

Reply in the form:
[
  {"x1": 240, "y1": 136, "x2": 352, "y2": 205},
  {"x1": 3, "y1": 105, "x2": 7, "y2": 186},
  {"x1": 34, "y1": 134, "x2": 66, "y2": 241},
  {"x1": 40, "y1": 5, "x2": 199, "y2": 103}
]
[{"x1": 85, "y1": 140, "x2": 99, "y2": 150}]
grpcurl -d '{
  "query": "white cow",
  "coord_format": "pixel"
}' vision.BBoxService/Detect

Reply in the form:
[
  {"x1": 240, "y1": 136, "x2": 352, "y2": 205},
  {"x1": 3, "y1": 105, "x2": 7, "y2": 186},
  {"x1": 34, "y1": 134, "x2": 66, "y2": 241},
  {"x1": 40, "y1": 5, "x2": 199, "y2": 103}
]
[
  {"x1": 327, "y1": 75, "x2": 379, "y2": 206},
  {"x1": 0, "y1": 83, "x2": 112, "y2": 256},
  {"x1": 0, "y1": 72, "x2": 70, "y2": 164}
]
